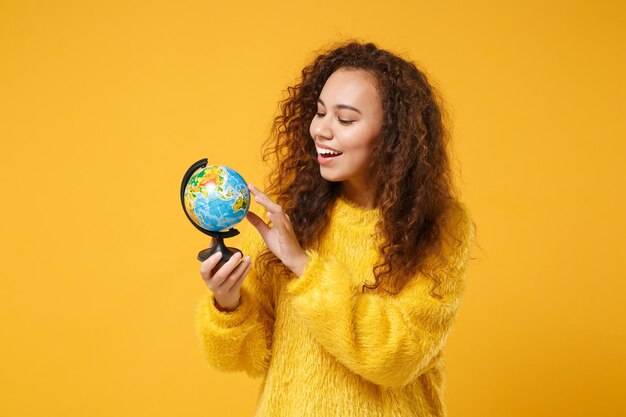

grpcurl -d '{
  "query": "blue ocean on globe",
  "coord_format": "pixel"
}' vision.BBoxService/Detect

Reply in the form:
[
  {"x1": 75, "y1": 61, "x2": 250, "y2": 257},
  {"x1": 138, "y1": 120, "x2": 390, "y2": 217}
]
[{"x1": 183, "y1": 165, "x2": 250, "y2": 232}]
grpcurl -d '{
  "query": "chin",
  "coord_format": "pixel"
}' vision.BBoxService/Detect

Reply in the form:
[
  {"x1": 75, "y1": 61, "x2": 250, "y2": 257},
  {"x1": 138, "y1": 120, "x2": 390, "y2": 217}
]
[{"x1": 319, "y1": 169, "x2": 346, "y2": 183}]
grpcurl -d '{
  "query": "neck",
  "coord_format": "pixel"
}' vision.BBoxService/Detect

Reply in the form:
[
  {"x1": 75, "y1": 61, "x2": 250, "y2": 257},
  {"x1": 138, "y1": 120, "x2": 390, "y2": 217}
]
[{"x1": 341, "y1": 179, "x2": 375, "y2": 209}]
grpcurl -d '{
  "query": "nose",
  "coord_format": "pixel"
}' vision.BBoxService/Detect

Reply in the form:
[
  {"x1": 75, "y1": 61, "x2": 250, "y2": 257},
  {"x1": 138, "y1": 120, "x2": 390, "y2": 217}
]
[{"x1": 313, "y1": 115, "x2": 333, "y2": 140}]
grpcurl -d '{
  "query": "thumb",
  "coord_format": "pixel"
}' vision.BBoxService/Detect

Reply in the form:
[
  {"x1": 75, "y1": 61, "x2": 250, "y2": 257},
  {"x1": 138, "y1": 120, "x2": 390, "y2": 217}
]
[{"x1": 246, "y1": 211, "x2": 271, "y2": 239}]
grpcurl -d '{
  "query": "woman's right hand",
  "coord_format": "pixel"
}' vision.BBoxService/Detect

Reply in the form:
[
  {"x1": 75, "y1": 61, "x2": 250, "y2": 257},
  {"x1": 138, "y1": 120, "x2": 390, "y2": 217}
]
[{"x1": 199, "y1": 248, "x2": 252, "y2": 312}]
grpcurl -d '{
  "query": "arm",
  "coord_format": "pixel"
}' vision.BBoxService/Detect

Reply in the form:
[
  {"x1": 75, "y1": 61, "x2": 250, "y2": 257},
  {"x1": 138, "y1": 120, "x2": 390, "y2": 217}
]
[
  {"x1": 194, "y1": 226, "x2": 275, "y2": 378},
  {"x1": 286, "y1": 204, "x2": 475, "y2": 388}
]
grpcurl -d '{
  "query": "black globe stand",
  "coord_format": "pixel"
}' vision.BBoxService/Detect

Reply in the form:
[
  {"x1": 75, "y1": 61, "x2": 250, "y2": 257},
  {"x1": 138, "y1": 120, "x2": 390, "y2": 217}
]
[
  {"x1": 181, "y1": 158, "x2": 245, "y2": 263},
  {"x1": 198, "y1": 229, "x2": 242, "y2": 263}
]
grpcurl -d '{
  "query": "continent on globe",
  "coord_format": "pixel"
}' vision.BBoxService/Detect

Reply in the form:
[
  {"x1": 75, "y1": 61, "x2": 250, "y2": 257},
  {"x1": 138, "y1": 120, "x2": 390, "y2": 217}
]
[
  {"x1": 183, "y1": 165, "x2": 250, "y2": 232},
  {"x1": 233, "y1": 195, "x2": 248, "y2": 213}
]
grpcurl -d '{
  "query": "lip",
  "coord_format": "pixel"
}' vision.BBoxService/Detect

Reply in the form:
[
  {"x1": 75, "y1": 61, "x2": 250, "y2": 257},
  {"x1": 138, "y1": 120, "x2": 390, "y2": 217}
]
[
  {"x1": 314, "y1": 142, "x2": 342, "y2": 166},
  {"x1": 317, "y1": 153, "x2": 339, "y2": 166}
]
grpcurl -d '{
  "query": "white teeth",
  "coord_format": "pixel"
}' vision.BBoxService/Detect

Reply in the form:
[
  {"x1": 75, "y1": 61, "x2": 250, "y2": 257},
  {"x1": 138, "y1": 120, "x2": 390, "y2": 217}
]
[{"x1": 316, "y1": 146, "x2": 342, "y2": 156}]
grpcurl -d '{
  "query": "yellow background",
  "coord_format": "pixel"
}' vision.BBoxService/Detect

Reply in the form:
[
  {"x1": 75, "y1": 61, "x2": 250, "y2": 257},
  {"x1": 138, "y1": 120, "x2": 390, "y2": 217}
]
[{"x1": 1, "y1": 0, "x2": 624, "y2": 416}]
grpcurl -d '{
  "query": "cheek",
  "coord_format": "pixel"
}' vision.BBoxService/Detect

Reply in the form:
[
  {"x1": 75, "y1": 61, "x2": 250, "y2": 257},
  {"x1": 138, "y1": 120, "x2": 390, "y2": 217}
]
[
  {"x1": 345, "y1": 128, "x2": 379, "y2": 156},
  {"x1": 342, "y1": 143, "x2": 375, "y2": 171},
  {"x1": 357, "y1": 140, "x2": 379, "y2": 168}
]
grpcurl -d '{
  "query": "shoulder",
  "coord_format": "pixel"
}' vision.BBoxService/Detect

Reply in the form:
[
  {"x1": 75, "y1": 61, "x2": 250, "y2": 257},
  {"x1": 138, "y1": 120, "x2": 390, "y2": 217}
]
[
  {"x1": 421, "y1": 201, "x2": 475, "y2": 293},
  {"x1": 441, "y1": 200, "x2": 474, "y2": 250}
]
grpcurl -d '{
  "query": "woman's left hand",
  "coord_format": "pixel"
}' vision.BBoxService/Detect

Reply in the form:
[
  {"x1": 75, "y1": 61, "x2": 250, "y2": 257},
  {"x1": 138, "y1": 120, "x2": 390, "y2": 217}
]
[{"x1": 245, "y1": 184, "x2": 309, "y2": 277}]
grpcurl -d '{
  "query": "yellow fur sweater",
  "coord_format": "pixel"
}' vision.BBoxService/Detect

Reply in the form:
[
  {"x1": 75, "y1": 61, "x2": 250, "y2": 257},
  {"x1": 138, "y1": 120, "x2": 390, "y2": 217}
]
[{"x1": 195, "y1": 196, "x2": 474, "y2": 417}]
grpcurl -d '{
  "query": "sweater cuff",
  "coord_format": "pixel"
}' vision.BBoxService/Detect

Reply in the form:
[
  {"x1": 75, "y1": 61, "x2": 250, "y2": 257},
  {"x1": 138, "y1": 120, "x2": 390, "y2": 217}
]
[
  {"x1": 198, "y1": 287, "x2": 255, "y2": 329},
  {"x1": 286, "y1": 249, "x2": 324, "y2": 296}
]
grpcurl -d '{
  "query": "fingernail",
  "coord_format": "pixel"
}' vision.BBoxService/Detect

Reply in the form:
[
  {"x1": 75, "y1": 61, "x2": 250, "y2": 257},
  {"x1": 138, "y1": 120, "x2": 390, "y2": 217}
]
[{"x1": 244, "y1": 256, "x2": 251, "y2": 262}]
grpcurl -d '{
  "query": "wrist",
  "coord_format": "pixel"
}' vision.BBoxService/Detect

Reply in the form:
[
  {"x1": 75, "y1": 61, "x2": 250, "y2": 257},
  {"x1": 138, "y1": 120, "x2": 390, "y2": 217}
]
[
  {"x1": 290, "y1": 252, "x2": 310, "y2": 277},
  {"x1": 213, "y1": 296, "x2": 239, "y2": 313}
]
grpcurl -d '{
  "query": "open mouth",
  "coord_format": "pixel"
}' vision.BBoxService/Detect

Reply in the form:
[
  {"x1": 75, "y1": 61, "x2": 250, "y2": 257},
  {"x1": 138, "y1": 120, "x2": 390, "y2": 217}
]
[
  {"x1": 316, "y1": 146, "x2": 343, "y2": 159},
  {"x1": 318, "y1": 151, "x2": 342, "y2": 159}
]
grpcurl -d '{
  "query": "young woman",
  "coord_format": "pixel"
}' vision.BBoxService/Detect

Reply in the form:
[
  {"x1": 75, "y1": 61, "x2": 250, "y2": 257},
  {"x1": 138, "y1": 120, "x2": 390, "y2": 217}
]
[{"x1": 195, "y1": 41, "x2": 476, "y2": 417}]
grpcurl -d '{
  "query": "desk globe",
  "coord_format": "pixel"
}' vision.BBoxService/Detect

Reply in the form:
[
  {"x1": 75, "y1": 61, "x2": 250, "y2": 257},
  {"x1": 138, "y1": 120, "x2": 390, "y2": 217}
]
[{"x1": 180, "y1": 158, "x2": 250, "y2": 262}]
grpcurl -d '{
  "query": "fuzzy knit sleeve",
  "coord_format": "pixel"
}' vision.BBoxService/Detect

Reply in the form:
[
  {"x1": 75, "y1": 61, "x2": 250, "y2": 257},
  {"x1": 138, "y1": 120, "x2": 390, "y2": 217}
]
[
  {"x1": 286, "y1": 203, "x2": 475, "y2": 388},
  {"x1": 194, "y1": 225, "x2": 275, "y2": 379}
]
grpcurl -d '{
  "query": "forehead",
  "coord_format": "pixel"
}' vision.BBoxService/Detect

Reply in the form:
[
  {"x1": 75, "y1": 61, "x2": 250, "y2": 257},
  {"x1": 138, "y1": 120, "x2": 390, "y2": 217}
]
[{"x1": 319, "y1": 68, "x2": 381, "y2": 106}]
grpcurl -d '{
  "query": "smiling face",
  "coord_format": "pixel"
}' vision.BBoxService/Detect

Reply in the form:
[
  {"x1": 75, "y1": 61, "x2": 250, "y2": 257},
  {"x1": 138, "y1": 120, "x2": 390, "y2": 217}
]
[{"x1": 309, "y1": 68, "x2": 384, "y2": 194}]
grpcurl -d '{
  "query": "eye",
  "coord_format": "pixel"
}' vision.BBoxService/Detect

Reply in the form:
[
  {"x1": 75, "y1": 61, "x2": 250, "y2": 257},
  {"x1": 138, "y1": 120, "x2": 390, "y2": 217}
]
[
  {"x1": 338, "y1": 119, "x2": 355, "y2": 125},
  {"x1": 315, "y1": 112, "x2": 326, "y2": 118}
]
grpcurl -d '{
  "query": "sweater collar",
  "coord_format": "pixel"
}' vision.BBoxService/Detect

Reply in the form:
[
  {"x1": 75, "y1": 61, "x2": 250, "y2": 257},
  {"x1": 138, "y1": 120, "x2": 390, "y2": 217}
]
[{"x1": 333, "y1": 195, "x2": 380, "y2": 228}]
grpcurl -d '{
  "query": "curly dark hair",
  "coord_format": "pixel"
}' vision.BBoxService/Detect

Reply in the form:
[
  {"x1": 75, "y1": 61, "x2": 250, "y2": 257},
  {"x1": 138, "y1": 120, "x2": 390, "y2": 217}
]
[{"x1": 258, "y1": 40, "x2": 473, "y2": 297}]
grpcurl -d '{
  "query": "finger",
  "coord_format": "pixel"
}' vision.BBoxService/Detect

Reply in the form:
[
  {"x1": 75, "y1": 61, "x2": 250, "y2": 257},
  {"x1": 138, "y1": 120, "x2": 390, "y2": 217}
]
[
  {"x1": 211, "y1": 262, "x2": 224, "y2": 274},
  {"x1": 218, "y1": 255, "x2": 249, "y2": 289},
  {"x1": 248, "y1": 184, "x2": 283, "y2": 213},
  {"x1": 210, "y1": 252, "x2": 242, "y2": 286},
  {"x1": 223, "y1": 255, "x2": 251, "y2": 291},
  {"x1": 230, "y1": 261, "x2": 252, "y2": 293},
  {"x1": 267, "y1": 211, "x2": 290, "y2": 235},
  {"x1": 281, "y1": 212, "x2": 295, "y2": 231},
  {"x1": 246, "y1": 211, "x2": 271, "y2": 240},
  {"x1": 200, "y1": 252, "x2": 223, "y2": 279}
]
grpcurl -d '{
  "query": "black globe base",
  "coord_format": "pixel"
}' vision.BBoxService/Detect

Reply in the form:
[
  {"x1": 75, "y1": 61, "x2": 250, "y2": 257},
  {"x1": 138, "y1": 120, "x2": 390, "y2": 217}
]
[
  {"x1": 196, "y1": 229, "x2": 242, "y2": 263},
  {"x1": 197, "y1": 239, "x2": 242, "y2": 263}
]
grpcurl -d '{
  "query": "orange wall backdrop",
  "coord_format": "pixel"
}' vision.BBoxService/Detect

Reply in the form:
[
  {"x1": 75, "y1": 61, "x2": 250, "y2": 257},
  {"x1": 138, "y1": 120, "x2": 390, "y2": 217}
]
[{"x1": 1, "y1": 1, "x2": 624, "y2": 416}]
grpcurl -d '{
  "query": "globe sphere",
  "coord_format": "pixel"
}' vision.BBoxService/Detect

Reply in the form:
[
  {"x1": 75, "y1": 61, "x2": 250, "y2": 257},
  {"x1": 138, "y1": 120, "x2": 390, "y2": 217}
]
[{"x1": 182, "y1": 165, "x2": 250, "y2": 232}]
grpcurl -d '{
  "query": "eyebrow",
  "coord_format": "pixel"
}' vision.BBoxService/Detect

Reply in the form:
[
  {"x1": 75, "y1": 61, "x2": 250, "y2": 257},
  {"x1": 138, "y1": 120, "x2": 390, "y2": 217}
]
[{"x1": 317, "y1": 98, "x2": 362, "y2": 115}]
